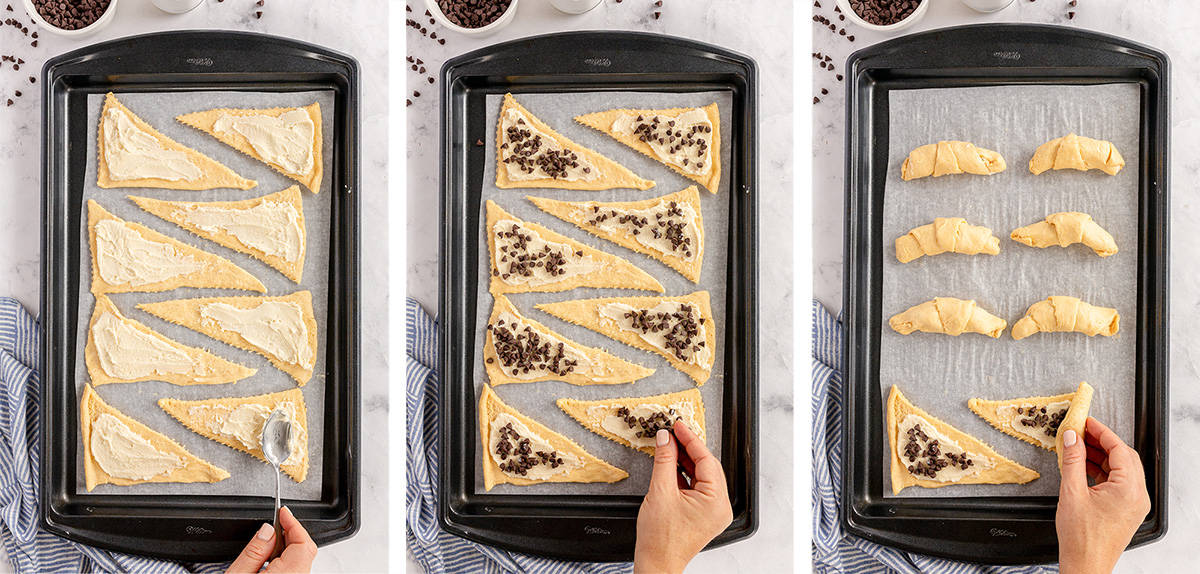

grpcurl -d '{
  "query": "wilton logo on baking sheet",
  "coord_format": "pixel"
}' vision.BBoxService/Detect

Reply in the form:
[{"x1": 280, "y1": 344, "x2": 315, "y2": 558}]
[
  {"x1": 185, "y1": 525, "x2": 213, "y2": 535},
  {"x1": 185, "y1": 57, "x2": 215, "y2": 67},
  {"x1": 989, "y1": 528, "x2": 1018, "y2": 538},
  {"x1": 583, "y1": 57, "x2": 612, "y2": 68},
  {"x1": 991, "y1": 51, "x2": 1021, "y2": 61},
  {"x1": 584, "y1": 525, "x2": 612, "y2": 535}
]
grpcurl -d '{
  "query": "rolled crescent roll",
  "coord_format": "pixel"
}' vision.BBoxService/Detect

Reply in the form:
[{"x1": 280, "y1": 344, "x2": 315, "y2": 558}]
[
  {"x1": 1028, "y1": 133, "x2": 1124, "y2": 176},
  {"x1": 1010, "y1": 212, "x2": 1118, "y2": 257},
  {"x1": 1011, "y1": 296, "x2": 1119, "y2": 340},
  {"x1": 889, "y1": 297, "x2": 1007, "y2": 338},
  {"x1": 901, "y1": 141, "x2": 1006, "y2": 181},
  {"x1": 896, "y1": 217, "x2": 1001, "y2": 263}
]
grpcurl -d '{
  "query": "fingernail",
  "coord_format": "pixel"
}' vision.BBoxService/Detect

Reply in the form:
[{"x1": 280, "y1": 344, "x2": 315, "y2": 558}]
[
  {"x1": 1063, "y1": 429, "x2": 1077, "y2": 447},
  {"x1": 656, "y1": 429, "x2": 669, "y2": 447},
  {"x1": 256, "y1": 522, "x2": 274, "y2": 540}
]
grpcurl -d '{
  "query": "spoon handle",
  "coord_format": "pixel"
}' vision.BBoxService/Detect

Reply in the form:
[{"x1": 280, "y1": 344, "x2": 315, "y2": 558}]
[{"x1": 272, "y1": 466, "x2": 285, "y2": 558}]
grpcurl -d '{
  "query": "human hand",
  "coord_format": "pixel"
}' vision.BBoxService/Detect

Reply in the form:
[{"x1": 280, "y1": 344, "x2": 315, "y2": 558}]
[
  {"x1": 633, "y1": 420, "x2": 733, "y2": 574},
  {"x1": 1056, "y1": 417, "x2": 1150, "y2": 574},
  {"x1": 227, "y1": 506, "x2": 319, "y2": 574}
]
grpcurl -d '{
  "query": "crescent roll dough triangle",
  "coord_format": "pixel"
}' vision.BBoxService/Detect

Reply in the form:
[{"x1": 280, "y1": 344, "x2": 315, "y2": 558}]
[
  {"x1": 158, "y1": 388, "x2": 310, "y2": 483},
  {"x1": 888, "y1": 386, "x2": 1039, "y2": 494},
  {"x1": 138, "y1": 291, "x2": 319, "y2": 386},
  {"x1": 556, "y1": 388, "x2": 705, "y2": 456},
  {"x1": 87, "y1": 200, "x2": 266, "y2": 295},
  {"x1": 486, "y1": 200, "x2": 663, "y2": 294},
  {"x1": 889, "y1": 297, "x2": 1006, "y2": 338},
  {"x1": 1029, "y1": 134, "x2": 1124, "y2": 175},
  {"x1": 1010, "y1": 212, "x2": 1118, "y2": 257},
  {"x1": 495, "y1": 94, "x2": 654, "y2": 191},
  {"x1": 129, "y1": 186, "x2": 308, "y2": 283},
  {"x1": 968, "y1": 389, "x2": 1079, "y2": 451},
  {"x1": 895, "y1": 217, "x2": 1000, "y2": 263},
  {"x1": 1011, "y1": 296, "x2": 1119, "y2": 340},
  {"x1": 528, "y1": 186, "x2": 705, "y2": 282},
  {"x1": 176, "y1": 102, "x2": 323, "y2": 193},
  {"x1": 575, "y1": 103, "x2": 721, "y2": 193},
  {"x1": 479, "y1": 385, "x2": 628, "y2": 491},
  {"x1": 486, "y1": 295, "x2": 653, "y2": 386},
  {"x1": 85, "y1": 294, "x2": 256, "y2": 386},
  {"x1": 901, "y1": 140, "x2": 1006, "y2": 180},
  {"x1": 97, "y1": 93, "x2": 255, "y2": 190},
  {"x1": 1055, "y1": 382, "x2": 1095, "y2": 470},
  {"x1": 536, "y1": 291, "x2": 715, "y2": 385},
  {"x1": 80, "y1": 385, "x2": 229, "y2": 491}
]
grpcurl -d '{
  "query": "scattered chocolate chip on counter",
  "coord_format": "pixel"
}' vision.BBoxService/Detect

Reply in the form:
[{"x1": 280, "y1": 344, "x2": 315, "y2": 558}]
[
  {"x1": 435, "y1": 0, "x2": 512, "y2": 29},
  {"x1": 475, "y1": 139, "x2": 484, "y2": 146},
  {"x1": 847, "y1": 0, "x2": 921, "y2": 26},
  {"x1": 31, "y1": 0, "x2": 111, "y2": 31}
]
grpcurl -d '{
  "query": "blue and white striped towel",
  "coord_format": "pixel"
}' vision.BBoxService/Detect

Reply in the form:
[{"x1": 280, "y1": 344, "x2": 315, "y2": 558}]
[
  {"x1": 0, "y1": 297, "x2": 226, "y2": 573},
  {"x1": 811, "y1": 301, "x2": 1059, "y2": 574},
  {"x1": 406, "y1": 298, "x2": 633, "y2": 574}
]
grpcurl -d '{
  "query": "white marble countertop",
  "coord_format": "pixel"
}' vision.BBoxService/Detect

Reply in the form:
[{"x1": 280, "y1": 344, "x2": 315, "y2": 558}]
[
  {"x1": 404, "y1": 0, "x2": 794, "y2": 571},
  {"x1": 0, "y1": 1, "x2": 388, "y2": 572},
  {"x1": 812, "y1": 0, "x2": 1198, "y2": 570}
]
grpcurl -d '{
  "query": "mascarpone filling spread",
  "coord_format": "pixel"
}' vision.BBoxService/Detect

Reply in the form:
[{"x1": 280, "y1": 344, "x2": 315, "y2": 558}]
[
  {"x1": 190, "y1": 402, "x2": 305, "y2": 466},
  {"x1": 588, "y1": 402, "x2": 702, "y2": 449},
  {"x1": 102, "y1": 107, "x2": 203, "y2": 182},
  {"x1": 90, "y1": 413, "x2": 184, "y2": 480},
  {"x1": 199, "y1": 301, "x2": 315, "y2": 369},
  {"x1": 598, "y1": 301, "x2": 712, "y2": 368},
  {"x1": 488, "y1": 413, "x2": 582, "y2": 480},
  {"x1": 492, "y1": 219, "x2": 600, "y2": 286},
  {"x1": 997, "y1": 400, "x2": 1071, "y2": 449},
  {"x1": 611, "y1": 108, "x2": 713, "y2": 175},
  {"x1": 95, "y1": 219, "x2": 204, "y2": 287},
  {"x1": 488, "y1": 311, "x2": 598, "y2": 379},
  {"x1": 213, "y1": 109, "x2": 315, "y2": 176},
  {"x1": 897, "y1": 414, "x2": 994, "y2": 482},
  {"x1": 92, "y1": 311, "x2": 200, "y2": 380},
  {"x1": 583, "y1": 200, "x2": 700, "y2": 261},
  {"x1": 499, "y1": 108, "x2": 598, "y2": 182},
  {"x1": 179, "y1": 201, "x2": 305, "y2": 263}
]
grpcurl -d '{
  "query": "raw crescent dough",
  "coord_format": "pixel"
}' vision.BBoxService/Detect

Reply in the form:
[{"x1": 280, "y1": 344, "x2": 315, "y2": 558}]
[
  {"x1": 968, "y1": 389, "x2": 1079, "y2": 451},
  {"x1": 901, "y1": 140, "x2": 1006, "y2": 180},
  {"x1": 895, "y1": 217, "x2": 1000, "y2": 263},
  {"x1": 889, "y1": 297, "x2": 1007, "y2": 338},
  {"x1": 1010, "y1": 212, "x2": 1118, "y2": 257},
  {"x1": 1011, "y1": 296, "x2": 1119, "y2": 340},
  {"x1": 575, "y1": 103, "x2": 722, "y2": 193},
  {"x1": 1055, "y1": 382, "x2": 1095, "y2": 470},
  {"x1": 556, "y1": 388, "x2": 705, "y2": 456},
  {"x1": 1029, "y1": 133, "x2": 1124, "y2": 176}
]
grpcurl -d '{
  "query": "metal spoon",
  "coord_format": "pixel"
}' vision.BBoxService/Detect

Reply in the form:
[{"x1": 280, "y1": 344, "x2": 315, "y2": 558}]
[{"x1": 262, "y1": 408, "x2": 293, "y2": 560}]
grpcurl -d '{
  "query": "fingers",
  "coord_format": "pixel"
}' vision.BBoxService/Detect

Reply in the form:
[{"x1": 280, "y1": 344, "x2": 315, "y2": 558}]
[
  {"x1": 266, "y1": 507, "x2": 318, "y2": 573},
  {"x1": 280, "y1": 506, "x2": 317, "y2": 550},
  {"x1": 1058, "y1": 429, "x2": 1089, "y2": 495},
  {"x1": 649, "y1": 429, "x2": 680, "y2": 493},
  {"x1": 673, "y1": 420, "x2": 726, "y2": 494},
  {"x1": 227, "y1": 523, "x2": 277, "y2": 574},
  {"x1": 1086, "y1": 460, "x2": 1108, "y2": 484}
]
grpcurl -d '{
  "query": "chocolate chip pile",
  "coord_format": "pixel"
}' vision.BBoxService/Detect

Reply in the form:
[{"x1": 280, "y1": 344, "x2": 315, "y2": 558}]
[
  {"x1": 1016, "y1": 405, "x2": 1067, "y2": 438},
  {"x1": 435, "y1": 0, "x2": 511, "y2": 29},
  {"x1": 846, "y1": 0, "x2": 921, "y2": 26},
  {"x1": 494, "y1": 422, "x2": 565, "y2": 476},
  {"x1": 30, "y1": 0, "x2": 110, "y2": 31},
  {"x1": 902, "y1": 423, "x2": 975, "y2": 479},
  {"x1": 493, "y1": 223, "x2": 581, "y2": 281},
  {"x1": 587, "y1": 201, "x2": 694, "y2": 258},
  {"x1": 487, "y1": 318, "x2": 581, "y2": 376},
  {"x1": 615, "y1": 406, "x2": 682, "y2": 439},
  {"x1": 627, "y1": 114, "x2": 711, "y2": 170},
  {"x1": 617, "y1": 304, "x2": 705, "y2": 362},
  {"x1": 501, "y1": 116, "x2": 589, "y2": 180}
]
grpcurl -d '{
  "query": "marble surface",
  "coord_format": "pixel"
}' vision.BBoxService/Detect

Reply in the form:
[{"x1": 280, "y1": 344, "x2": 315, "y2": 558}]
[
  {"x1": 812, "y1": 0, "x2": 1199, "y2": 570},
  {"x1": 0, "y1": 1, "x2": 388, "y2": 572},
  {"x1": 405, "y1": 0, "x2": 794, "y2": 571}
]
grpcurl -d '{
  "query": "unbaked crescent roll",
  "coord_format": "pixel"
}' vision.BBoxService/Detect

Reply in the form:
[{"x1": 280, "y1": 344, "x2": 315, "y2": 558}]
[
  {"x1": 1011, "y1": 296, "x2": 1119, "y2": 340},
  {"x1": 1010, "y1": 212, "x2": 1118, "y2": 257},
  {"x1": 1028, "y1": 133, "x2": 1124, "y2": 175},
  {"x1": 896, "y1": 217, "x2": 1001, "y2": 263},
  {"x1": 889, "y1": 297, "x2": 1007, "y2": 338},
  {"x1": 901, "y1": 141, "x2": 1006, "y2": 181}
]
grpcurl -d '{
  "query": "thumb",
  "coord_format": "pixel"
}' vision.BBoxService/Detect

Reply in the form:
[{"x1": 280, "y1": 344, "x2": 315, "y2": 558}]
[
  {"x1": 648, "y1": 429, "x2": 679, "y2": 493},
  {"x1": 1058, "y1": 429, "x2": 1088, "y2": 496}
]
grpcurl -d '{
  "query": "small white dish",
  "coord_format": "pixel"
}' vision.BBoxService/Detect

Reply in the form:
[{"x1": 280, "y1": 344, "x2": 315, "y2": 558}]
[
  {"x1": 835, "y1": 0, "x2": 928, "y2": 34},
  {"x1": 425, "y1": 0, "x2": 519, "y2": 37},
  {"x1": 960, "y1": 0, "x2": 1014, "y2": 13},
  {"x1": 21, "y1": 0, "x2": 118, "y2": 38}
]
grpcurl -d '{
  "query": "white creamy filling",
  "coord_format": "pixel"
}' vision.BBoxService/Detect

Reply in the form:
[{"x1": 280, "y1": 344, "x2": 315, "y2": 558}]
[
  {"x1": 102, "y1": 107, "x2": 202, "y2": 182},
  {"x1": 897, "y1": 414, "x2": 994, "y2": 483},
  {"x1": 997, "y1": 400, "x2": 1072, "y2": 449},
  {"x1": 586, "y1": 201, "x2": 701, "y2": 262},
  {"x1": 191, "y1": 402, "x2": 305, "y2": 466},
  {"x1": 92, "y1": 311, "x2": 199, "y2": 380},
  {"x1": 611, "y1": 108, "x2": 713, "y2": 175},
  {"x1": 90, "y1": 413, "x2": 183, "y2": 480},
  {"x1": 488, "y1": 413, "x2": 582, "y2": 480},
  {"x1": 94, "y1": 219, "x2": 204, "y2": 287},
  {"x1": 597, "y1": 301, "x2": 713, "y2": 368},
  {"x1": 588, "y1": 402, "x2": 702, "y2": 448},
  {"x1": 180, "y1": 201, "x2": 304, "y2": 263},
  {"x1": 493, "y1": 219, "x2": 600, "y2": 286},
  {"x1": 491, "y1": 311, "x2": 597, "y2": 379},
  {"x1": 213, "y1": 109, "x2": 315, "y2": 176},
  {"x1": 499, "y1": 107, "x2": 598, "y2": 182},
  {"x1": 199, "y1": 301, "x2": 314, "y2": 369}
]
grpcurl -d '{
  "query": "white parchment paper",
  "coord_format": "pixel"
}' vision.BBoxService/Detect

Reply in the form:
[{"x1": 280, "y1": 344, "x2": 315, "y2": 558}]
[
  {"x1": 75, "y1": 90, "x2": 335, "y2": 500},
  {"x1": 474, "y1": 91, "x2": 732, "y2": 495},
  {"x1": 881, "y1": 84, "x2": 1139, "y2": 498}
]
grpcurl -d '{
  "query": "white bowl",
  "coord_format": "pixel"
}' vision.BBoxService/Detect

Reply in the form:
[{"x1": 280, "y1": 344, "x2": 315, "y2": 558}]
[
  {"x1": 21, "y1": 0, "x2": 118, "y2": 38},
  {"x1": 835, "y1": 0, "x2": 928, "y2": 34},
  {"x1": 425, "y1": 0, "x2": 518, "y2": 37}
]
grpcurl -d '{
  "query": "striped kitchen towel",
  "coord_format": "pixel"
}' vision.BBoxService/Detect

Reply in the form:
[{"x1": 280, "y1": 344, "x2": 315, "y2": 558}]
[
  {"x1": 0, "y1": 297, "x2": 227, "y2": 573},
  {"x1": 811, "y1": 300, "x2": 1058, "y2": 574},
  {"x1": 406, "y1": 297, "x2": 632, "y2": 574}
]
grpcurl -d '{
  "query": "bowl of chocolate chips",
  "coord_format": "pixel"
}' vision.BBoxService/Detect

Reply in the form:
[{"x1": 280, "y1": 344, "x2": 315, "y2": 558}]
[
  {"x1": 836, "y1": 0, "x2": 927, "y2": 33},
  {"x1": 426, "y1": 0, "x2": 517, "y2": 37},
  {"x1": 22, "y1": 0, "x2": 116, "y2": 37}
]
